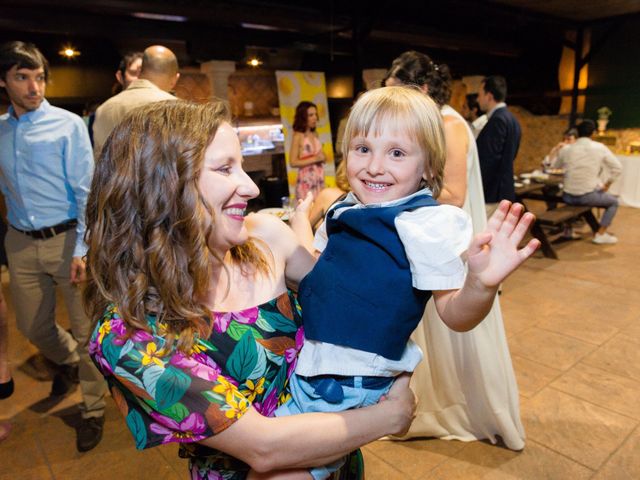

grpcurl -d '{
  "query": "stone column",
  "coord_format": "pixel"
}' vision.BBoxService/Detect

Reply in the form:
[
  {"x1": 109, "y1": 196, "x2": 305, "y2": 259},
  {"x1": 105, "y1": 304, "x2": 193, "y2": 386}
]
[{"x1": 200, "y1": 60, "x2": 236, "y2": 101}]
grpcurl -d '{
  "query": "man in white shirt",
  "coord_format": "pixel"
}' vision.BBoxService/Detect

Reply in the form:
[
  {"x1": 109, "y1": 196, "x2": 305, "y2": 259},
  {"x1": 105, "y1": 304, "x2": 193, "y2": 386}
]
[{"x1": 552, "y1": 119, "x2": 622, "y2": 244}]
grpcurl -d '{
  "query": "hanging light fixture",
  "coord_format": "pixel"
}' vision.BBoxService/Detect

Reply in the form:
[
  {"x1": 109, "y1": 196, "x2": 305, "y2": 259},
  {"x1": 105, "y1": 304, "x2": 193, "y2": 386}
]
[{"x1": 59, "y1": 44, "x2": 81, "y2": 59}]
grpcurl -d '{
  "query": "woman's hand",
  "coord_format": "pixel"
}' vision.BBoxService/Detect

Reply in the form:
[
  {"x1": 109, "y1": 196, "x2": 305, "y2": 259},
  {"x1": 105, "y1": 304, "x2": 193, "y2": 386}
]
[
  {"x1": 379, "y1": 373, "x2": 417, "y2": 436},
  {"x1": 467, "y1": 200, "x2": 540, "y2": 287},
  {"x1": 294, "y1": 192, "x2": 313, "y2": 216},
  {"x1": 288, "y1": 192, "x2": 315, "y2": 254}
]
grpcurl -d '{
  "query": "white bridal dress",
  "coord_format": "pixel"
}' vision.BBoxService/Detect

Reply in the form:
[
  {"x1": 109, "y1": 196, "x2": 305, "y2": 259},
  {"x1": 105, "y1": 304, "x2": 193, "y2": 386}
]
[{"x1": 395, "y1": 105, "x2": 525, "y2": 450}]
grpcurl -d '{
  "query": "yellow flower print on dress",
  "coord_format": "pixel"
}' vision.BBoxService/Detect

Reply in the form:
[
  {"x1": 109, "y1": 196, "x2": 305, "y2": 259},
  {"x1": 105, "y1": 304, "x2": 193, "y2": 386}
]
[
  {"x1": 98, "y1": 320, "x2": 111, "y2": 344},
  {"x1": 241, "y1": 378, "x2": 265, "y2": 403},
  {"x1": 141, "y1": 342, "x2": 166, "y2": 367},
  {"x1": 223, "y1": 393, "x2": 249, "y2": 420},
  {"x1": 212, "y1": 376, "x2": 238, "y2": 403}
]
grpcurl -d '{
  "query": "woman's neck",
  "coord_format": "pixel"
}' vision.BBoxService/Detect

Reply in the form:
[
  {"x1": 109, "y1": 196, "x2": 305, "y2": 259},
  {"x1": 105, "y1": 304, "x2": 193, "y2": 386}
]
[{"x1": 202, "y1": 252, "x2": 276, "y2": 312}]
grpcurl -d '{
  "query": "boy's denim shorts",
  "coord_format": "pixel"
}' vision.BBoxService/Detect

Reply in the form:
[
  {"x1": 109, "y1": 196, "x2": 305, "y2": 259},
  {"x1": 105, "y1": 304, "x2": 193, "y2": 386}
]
[{"x1": 275, "y1": 372, "x2": 394, "y2": 416}]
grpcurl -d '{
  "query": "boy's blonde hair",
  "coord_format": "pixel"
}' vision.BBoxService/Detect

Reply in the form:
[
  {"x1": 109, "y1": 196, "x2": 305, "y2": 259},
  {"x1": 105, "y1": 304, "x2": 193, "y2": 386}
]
[{"x1": 341, "y1": 86, "x2": 446, "y2": 198}]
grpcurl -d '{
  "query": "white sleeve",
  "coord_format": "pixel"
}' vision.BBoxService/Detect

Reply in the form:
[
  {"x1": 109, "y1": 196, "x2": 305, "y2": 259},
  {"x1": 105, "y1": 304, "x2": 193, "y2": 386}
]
[
  {"x1": 396, "y1": 205, "x2": 472, "y2": 291},
  {"x1": 312, "y1": 221, "x2": 329, "y2": 252}
]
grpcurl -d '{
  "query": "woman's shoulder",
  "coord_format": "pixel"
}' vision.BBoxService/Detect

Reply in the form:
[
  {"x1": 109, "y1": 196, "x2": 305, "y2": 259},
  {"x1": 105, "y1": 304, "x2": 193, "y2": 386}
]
[
  {"x1": 246, "y1": 211, "x2": 289, "y2": 237},
  {"x1": 245, "y1": 212, "x2": 297, "y2": 254}
]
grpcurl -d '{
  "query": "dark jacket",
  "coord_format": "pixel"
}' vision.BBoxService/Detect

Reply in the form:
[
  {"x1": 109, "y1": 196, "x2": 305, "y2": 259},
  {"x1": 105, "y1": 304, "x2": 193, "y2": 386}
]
[{"x1": 477, "y1": 106, "x2": 521, "y2": 203}]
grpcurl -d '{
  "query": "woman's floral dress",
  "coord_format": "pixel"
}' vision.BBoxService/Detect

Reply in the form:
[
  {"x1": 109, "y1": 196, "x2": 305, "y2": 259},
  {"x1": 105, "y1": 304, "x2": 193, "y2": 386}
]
[{"x1": 89, "y1": 291, "x2": 362, "y2": 479}]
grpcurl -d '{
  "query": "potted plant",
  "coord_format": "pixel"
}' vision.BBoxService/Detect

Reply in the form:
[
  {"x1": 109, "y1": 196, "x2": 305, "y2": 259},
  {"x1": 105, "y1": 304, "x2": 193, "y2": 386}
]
[{"x1": 597, "y1": 106, "x2": 612, "y2": 133}]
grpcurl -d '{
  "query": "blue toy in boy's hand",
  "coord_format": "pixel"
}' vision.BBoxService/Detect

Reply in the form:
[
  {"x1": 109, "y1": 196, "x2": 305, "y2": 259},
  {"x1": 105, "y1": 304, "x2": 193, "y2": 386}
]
[{"x1": 313, "y1": 378, "x2": 345, "y2": 403}]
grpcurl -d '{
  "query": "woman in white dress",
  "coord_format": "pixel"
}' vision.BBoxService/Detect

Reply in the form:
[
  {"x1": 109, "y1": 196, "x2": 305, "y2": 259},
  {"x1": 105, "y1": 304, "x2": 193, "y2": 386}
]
[{"x1": 384, "y1": 51, "x2": 525, "y2": 450}]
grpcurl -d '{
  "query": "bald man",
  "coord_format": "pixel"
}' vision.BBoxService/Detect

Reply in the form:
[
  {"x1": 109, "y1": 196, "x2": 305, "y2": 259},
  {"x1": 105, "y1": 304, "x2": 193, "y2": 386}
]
[{"x1": 93, "y1": 45, "x2": 179, "y2": 156}]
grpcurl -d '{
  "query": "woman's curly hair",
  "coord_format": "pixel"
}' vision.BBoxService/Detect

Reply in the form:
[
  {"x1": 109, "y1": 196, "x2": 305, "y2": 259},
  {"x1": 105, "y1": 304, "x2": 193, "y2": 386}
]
[
  {"x1": 84, "y1": 100, "x2": 267, "y2": 352},
  {"x1": 384, "y1": 50, "x2": 452, "y2": 107}
]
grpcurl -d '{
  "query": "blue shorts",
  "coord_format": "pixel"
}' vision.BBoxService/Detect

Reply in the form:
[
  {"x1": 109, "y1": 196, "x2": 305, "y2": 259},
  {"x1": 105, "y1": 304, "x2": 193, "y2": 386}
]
[{"x1": 275, "y1": 373, "x2": 394, "y2": 416}]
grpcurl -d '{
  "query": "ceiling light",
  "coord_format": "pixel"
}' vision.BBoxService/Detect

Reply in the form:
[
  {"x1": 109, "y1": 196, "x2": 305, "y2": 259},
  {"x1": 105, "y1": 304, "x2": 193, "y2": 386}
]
[
  {"x1": 59, "y1": 45, "x2": 80, "y2": 58},
  {"x1": 132, "y1": 12, "x2": 187, "y2": 22}
]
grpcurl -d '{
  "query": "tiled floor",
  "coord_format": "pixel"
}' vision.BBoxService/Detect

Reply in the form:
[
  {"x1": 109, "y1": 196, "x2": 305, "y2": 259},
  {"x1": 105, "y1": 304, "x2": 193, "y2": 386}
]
[{"x1": 1, "y1": 206, "x2": 638, "y2": 479}]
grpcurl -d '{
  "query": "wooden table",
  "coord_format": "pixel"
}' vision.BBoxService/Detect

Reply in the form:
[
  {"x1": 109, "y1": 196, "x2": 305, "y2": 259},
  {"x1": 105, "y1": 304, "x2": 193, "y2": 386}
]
[{"x1": 515, "y1": 179, "x2": 599, "y2": 259}]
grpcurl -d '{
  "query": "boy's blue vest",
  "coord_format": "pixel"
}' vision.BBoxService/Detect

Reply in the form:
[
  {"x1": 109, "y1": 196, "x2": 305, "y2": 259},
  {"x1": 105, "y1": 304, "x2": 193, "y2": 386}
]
[{"x1": 299, "y1": 193, "x2": 438, "y2": 360}]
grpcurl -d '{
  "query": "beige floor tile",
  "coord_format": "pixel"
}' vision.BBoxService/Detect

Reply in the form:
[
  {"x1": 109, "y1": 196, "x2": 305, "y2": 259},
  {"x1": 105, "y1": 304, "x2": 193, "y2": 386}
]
[
  {"x1": 365, "y1": 438, "x2": 466, "y2": 478},
  {"x1": 156, "y1": 442, "x2": 189, "y2": 475},
  {"x1": 498, "y1": 297, "x2": 541, "y2": 338},
  {"x1": 506, "y1": 272, "x2": 638, "y2": 330},
  {"x1": 511, "y1": 354, "x2": 562, "y2": 398},
  {"x1": 51, "y1": 447, "x2": 181, "y2": 479},
  {"x1": 362, "y1": 445, "x2": 409, "y2": 480},
  {"x1": 582, "y1": 335, "x2": 640, "y2": 381},
  {"x1": 551, "y1": 363, "x2": 640, "y2": 420},
  {"x1": 592, "y1": 425, "x2": 640, "y2": 480},
  {"x1": 536, "y1": 314, "x2": 618, "y2": 346},
  {"x1": 0, "y1": 421, "x2": 49, "y2": 473},
  {"x1": 508, "y1": 327, "x2": 595, "y2": 371},
  {"x1": 0, "y1": 466, "x2": 54, "y2": 480},
  {"x1": 521, "y1": 388, "x2": 636, "y2": 470},
  {"x1": 429, "y1": 439, "x2": 592, "y2": 480},
  {"x1": 620, "y1": 319, "x2": 640, "y2": 345}
]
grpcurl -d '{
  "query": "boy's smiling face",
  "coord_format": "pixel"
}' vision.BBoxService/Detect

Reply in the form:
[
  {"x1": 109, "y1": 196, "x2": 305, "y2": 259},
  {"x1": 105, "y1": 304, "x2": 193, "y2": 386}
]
[{"x1": 346, "y1": 126, "x2": 427, "y2": 205}]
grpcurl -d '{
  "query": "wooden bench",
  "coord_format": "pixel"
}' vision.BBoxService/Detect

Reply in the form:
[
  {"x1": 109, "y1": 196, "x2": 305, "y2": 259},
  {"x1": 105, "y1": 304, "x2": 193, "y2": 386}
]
[{"x1": 530, "y1": 205, "x2": 600, "y2": 259}]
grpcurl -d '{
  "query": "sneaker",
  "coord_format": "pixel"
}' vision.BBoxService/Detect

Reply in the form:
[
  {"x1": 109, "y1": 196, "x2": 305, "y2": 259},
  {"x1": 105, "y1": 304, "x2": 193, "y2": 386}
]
[
  {"x1": 77, "y1": 416, "x2": 105, "y2": 452},
  {"x1": 50, "y1": 363, "x2": 79, "y2": 397},
  {"x1": 592, "y1": 232, "x2": 618, "y2": 244}
]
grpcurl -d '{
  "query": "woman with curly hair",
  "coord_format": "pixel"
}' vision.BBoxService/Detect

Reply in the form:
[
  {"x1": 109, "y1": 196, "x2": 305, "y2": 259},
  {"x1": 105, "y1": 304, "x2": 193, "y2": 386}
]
[
  {"x1": 85, "y1": 99, "x2": 415, "y2": 479},
  {"x1": 384, "y1": 51, "x2": 525, "y2": 451}
]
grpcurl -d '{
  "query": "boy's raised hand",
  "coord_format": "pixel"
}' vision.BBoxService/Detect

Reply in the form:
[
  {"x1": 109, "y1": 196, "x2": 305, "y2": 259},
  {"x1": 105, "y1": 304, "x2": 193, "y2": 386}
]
[{"x1": 467, "y1": 200, "x2": 540, "y2": 287}]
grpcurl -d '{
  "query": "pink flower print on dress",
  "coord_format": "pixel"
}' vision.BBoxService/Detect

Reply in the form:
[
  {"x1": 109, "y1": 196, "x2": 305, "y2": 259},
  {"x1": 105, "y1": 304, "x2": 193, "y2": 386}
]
[
  {"x1": 254, "y1": 387, "x2": 280, "y2": 417},
  {"x1": 170, "y1": 352, "x2": 222, "y2": 382},
  {"x1": 285, "y1": 326, "x2": 305, "y2": 376},
  {"x1": 213, "y1": 307, "x2": 259, "y2": 334},
  {"x1": 149, "y1": 411, "x2": 208, "y2": 443}
]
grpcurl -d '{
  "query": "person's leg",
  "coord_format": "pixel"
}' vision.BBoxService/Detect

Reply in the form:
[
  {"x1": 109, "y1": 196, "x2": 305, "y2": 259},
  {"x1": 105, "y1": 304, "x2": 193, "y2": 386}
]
[
  {"x1": 0, "y1": 285, "x2": 12, "y2": 393},
  {"x1": 589, "y1": 191, "x2": 619, "y2": 233},
  {"x1": 0, "y1": 266, "x2": 13, "y2": 442},
  {"x1": 42, "y1": 230, "x2": 106, "y2": 452},
  {"x1": 563, "y1": 191, "x2": 619, "y2": 241},
  {"x1": 5, "y1": 229, "x2": 79, "y2": 366},
  {"x1": 44, "y1": 231, "x2": 107, "y2": 418}
]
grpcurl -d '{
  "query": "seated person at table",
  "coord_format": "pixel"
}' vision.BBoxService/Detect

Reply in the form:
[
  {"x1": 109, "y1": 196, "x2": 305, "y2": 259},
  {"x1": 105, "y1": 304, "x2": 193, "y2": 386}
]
[
  {"x1": 279, "y1": 86, "x2": 539, "y2": 479},
  {"x1": 551, "y1": 119, "x2": 622, "y2": 245},
  {"x1": 543, "y1": 127, "x2": 577, "y2": 168}
]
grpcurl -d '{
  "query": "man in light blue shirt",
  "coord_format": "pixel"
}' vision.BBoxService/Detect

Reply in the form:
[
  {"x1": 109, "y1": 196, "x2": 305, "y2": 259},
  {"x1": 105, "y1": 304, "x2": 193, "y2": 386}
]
[{"x1": 0, "y1": 41, "x2": 106, "y2": 451}]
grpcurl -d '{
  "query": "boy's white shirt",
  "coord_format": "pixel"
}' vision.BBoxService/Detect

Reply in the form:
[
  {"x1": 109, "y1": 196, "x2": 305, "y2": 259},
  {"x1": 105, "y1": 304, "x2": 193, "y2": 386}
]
[{"x1": 297, "y1": 188, "x2": 473, "y2": 377}]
